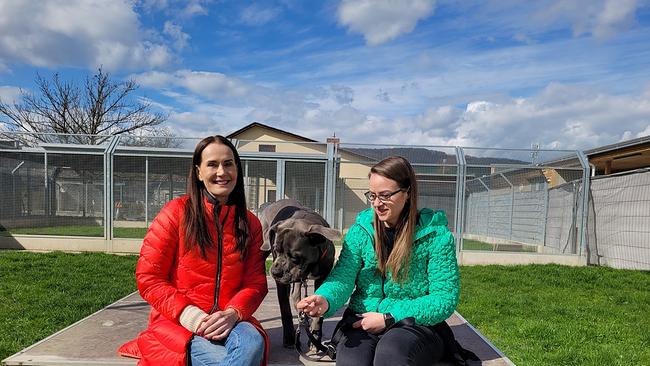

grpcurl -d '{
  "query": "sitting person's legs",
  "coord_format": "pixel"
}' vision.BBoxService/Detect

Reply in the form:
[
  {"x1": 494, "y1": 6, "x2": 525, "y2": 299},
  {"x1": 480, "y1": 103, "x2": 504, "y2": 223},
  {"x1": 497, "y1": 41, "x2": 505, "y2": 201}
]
[
  {"x1": 190, "y1": 321, "x2": 264, "y2": 366},
  {"x1": 335, "y1": 326, "x2": 379, "y2": 366},
  {"x1": 373, "y1": 325, "x2": 445, "y2": 366}
]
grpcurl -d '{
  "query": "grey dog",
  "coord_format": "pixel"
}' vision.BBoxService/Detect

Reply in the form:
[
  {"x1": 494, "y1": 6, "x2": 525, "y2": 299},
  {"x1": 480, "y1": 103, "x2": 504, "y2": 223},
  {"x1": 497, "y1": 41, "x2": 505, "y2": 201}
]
[{"x1": 259, "y1": 199, "x2": 340, "y2": 348}]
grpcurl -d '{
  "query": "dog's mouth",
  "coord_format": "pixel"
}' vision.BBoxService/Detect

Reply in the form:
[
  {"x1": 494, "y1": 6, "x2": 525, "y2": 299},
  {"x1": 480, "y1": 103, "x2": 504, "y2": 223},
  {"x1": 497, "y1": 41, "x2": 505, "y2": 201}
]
[{"x1": 270, "y1": 261, "x2": 308, "y2": 285}]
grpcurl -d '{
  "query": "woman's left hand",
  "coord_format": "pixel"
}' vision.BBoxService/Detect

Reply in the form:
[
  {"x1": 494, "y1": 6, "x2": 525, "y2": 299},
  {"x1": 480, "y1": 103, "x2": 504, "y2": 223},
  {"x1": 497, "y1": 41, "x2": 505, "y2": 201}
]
[
  {"x1": 196, "y1": 308, "x2": 239, "y2": 340},
  {"x1": 352, "y1": 312, "x2": 386, "y2": 334}
]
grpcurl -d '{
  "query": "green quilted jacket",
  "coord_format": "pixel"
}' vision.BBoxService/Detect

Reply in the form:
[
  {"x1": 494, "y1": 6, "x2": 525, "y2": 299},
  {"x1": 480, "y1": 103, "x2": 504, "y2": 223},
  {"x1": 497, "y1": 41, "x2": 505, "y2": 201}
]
[{"x1": 315, "y1": 207, "x2": 460, "y2": 325}]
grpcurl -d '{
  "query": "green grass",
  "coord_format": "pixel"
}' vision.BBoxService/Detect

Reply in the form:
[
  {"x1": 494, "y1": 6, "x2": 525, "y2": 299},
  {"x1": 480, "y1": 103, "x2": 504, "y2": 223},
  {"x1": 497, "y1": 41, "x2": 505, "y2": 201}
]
[
  {"x1": 0, "y1": 251, "x2": 138, "y2": 361},
  {"x1": 1, "y1": 226, "x2": 147, "y2": 238},
  {"x1": 458, "y1": 264, "x2": 650, "y2": 366},
  {"x1": 2, "y1": 252, "x2": 649, "y2": 365}
]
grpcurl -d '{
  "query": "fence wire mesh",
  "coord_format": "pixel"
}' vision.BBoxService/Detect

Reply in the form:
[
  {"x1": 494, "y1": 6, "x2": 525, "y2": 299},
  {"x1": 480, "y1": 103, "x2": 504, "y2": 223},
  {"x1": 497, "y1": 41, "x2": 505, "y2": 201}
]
[{"x1": 6, "y1": 132, "x2": 630, "y2": 265}]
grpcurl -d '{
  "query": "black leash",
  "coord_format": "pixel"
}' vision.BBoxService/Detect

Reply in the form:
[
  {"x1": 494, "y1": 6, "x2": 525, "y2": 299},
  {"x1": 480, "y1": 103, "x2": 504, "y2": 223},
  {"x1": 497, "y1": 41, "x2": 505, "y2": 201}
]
[{"x1": 294, "y1": 280, "x2": 337, "y2": 362}]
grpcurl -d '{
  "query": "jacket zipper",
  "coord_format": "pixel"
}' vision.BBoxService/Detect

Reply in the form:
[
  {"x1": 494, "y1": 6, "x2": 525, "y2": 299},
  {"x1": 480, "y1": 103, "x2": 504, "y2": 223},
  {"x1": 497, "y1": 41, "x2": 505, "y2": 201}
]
[{"x1": 209, "y1": 205, "x2": 230, "y2": 314}]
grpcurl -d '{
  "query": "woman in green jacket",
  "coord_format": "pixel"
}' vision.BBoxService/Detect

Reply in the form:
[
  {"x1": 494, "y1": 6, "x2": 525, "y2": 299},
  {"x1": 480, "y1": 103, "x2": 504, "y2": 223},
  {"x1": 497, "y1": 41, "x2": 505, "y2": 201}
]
[{"x1": 297, "y1": 156, "x2": 460, "y2": 366}]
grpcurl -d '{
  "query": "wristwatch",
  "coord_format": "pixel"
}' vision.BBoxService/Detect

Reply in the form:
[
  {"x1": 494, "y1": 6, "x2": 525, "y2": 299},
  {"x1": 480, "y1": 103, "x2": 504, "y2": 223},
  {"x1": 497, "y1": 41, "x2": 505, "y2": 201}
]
[{"x1": 383, "y1": 313, "x2": 395, "y2": 328}]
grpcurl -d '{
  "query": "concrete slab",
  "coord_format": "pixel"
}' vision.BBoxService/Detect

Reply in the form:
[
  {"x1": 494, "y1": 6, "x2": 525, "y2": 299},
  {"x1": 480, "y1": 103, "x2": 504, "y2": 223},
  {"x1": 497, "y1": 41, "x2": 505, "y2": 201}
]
[{"x1": 2, "y1": 278, "x2": 513, "y2": 366}]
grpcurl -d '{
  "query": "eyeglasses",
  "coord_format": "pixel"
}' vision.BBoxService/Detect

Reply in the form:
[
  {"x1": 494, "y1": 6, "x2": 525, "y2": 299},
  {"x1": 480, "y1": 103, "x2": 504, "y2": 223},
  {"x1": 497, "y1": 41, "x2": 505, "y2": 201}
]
[{"x1": 364, "y1": 188, "x2": 404, "y2": 203}]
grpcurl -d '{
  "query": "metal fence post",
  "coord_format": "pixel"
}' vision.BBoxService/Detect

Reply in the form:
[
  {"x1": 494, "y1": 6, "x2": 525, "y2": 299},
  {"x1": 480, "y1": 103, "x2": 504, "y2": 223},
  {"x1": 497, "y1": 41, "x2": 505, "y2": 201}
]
[
  {"x1": 44, "y1": 152, "x2": 48, "y2": 223},
  {"x1": 276, "y1": 159, "x2": 285, "y2": 201},
  {"x1": 541, "y1": 182, "x2": 549, "y2": 247},
  {"x1": 103, "y1": 136, "x2": 120, "y2": 240},
  {"x1": 324, "y1": 142, "x2": 337, "y2": 226},
  {"x1": 145, "y1": 156, "x2": 149, "y2": 227},
  {"x1": 576, "y1": 151, "x2": 591, "y2": 257},
  {"x1": 454, "y1": 147, "x2": 466, "y2": 252},
  {"x1": 499, "y1": 173, "x2": 514, "y2": 241}
]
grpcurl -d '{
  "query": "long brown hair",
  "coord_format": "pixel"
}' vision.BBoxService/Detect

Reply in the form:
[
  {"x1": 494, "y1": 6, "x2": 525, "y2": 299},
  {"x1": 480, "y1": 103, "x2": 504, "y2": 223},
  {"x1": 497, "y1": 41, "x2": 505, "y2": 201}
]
[
  {"x1": 371, "y1": 156, "x2": 418, "y2": 282},
  {"x1": 183, "y1": 135, "x2": 249, "y2": 258}
]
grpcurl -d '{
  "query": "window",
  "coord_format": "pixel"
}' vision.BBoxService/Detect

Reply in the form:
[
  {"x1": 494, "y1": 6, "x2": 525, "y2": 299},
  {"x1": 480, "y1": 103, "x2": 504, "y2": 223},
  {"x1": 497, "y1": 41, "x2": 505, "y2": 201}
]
[
  {"x1": 267, "y1": 189, "x2": 276, "y2": 202},
  {"x1": 258, "y1": 144, "x2": 276, "y2": 152}
]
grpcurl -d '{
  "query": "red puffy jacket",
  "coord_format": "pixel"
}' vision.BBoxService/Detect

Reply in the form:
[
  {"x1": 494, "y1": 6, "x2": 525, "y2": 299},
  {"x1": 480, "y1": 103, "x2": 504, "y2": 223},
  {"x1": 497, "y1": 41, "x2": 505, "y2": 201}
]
[{"x1": 119, "y1": 195, "x2": 269, "y2": 365}]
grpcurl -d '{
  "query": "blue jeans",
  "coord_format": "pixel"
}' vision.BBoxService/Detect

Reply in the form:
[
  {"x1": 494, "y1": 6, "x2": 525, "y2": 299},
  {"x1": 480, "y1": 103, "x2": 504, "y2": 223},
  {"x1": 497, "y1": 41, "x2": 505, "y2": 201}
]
[{"x1": 189, "y1": 321, "x2": 264, "y2": 366}]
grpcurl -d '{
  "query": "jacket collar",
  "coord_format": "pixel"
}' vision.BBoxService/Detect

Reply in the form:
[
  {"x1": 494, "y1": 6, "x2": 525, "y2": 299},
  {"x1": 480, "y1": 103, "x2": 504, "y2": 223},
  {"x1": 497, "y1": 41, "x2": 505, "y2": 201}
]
[
  {"x1": 202, "y1": 189, "x2": 229, "y2": 221},
  {"x1": 203, "y1": 189, "x2": 221, "y2": 206}
]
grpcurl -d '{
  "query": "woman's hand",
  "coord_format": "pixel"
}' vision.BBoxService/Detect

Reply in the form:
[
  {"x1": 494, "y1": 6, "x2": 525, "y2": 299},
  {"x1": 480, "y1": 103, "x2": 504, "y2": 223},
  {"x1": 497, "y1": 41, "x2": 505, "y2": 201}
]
[
  {"x1": 352, "y1": 312, "x2": 386, "y2": 334},
  {"x1": 296, "y1": 295, "x2": 329, "y2": 317},
  {"x1": 196, "y1": 308, "x2": 239, "y2": 340}
]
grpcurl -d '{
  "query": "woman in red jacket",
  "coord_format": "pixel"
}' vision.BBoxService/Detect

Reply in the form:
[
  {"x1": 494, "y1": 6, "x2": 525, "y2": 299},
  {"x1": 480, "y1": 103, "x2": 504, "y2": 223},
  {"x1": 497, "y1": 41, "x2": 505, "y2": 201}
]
[{"x1": 119, "y1": 135, "x2": 269, "y2": 366}]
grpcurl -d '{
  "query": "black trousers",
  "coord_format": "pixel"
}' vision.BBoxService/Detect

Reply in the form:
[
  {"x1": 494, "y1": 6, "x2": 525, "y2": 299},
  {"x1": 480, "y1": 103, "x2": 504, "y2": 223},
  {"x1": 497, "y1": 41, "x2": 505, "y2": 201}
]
[{"x1": 334, "y1": 319, "x2": 445, "y2": 366}]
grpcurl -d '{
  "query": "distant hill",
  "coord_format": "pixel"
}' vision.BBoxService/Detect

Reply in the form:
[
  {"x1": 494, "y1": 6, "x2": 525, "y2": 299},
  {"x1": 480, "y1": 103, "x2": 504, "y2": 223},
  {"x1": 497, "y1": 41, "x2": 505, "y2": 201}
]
[{"x1": 345, "y1": 147, "x2": 527, "y2": 165}]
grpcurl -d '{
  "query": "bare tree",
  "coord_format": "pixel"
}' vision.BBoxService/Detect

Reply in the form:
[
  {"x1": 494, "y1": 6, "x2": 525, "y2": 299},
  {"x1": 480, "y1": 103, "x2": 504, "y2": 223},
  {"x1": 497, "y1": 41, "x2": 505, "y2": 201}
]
[
  {"x1": 120, "y1": 126, "x2": 185, "y2": 148},
  {"x1": 0, "y1": 67, "x2": 168, "y2": 145}
]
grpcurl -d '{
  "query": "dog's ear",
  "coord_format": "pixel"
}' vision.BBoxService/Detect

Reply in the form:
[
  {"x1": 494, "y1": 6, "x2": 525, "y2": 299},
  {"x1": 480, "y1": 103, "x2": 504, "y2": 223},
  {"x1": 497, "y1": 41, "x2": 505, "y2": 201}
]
[
  {"x1": 307, "y1": 224, "x2": 341, "y2": 242},
  {"x1": 275, "y1": 218, "x2": 303, "y2": 232},
  {"x1": 261, "y1": 220, "x2": 282, "y2": 252}
]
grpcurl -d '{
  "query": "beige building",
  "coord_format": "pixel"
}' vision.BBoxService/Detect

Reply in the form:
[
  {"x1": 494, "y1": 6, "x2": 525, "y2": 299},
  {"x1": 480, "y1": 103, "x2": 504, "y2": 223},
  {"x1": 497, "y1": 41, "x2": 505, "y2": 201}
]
[{"x1": 227, "y1": 122, "x2": 373, "y2": 229}]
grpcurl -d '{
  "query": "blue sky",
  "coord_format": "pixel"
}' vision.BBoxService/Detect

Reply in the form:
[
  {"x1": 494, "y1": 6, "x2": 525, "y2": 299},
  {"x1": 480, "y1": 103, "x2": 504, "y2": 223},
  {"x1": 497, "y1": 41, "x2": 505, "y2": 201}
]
[{"x1": 1, "y1": 0, "x2": 650, "y2": 150}]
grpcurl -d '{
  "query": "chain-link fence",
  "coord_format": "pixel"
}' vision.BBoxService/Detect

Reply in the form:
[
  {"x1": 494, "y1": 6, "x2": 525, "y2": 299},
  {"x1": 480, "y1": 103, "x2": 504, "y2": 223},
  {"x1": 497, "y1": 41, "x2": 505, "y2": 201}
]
[
  {"x1": 460, "y1": 148, "x2": 588, "y2": 253},
  {"x1": 334, "y1": 144, "x2": 459, "y2": 232},
  {"x1": 2, "y1": 132, "x2": 599, "y2": 260}
]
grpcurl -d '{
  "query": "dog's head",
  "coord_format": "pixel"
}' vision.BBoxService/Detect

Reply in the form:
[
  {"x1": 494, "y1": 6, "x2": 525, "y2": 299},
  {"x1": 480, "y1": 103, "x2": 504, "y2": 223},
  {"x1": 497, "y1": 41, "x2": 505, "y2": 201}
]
[{"x1": 267, "y1": 217, "x2": 340, "y2": 284}]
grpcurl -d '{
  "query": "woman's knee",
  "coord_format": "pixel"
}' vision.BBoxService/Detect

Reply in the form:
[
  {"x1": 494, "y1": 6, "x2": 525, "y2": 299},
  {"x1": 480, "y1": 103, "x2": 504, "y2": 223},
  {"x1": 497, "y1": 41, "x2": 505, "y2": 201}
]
[
  {"x1": 335, "y1": 328, "x2": 376, "y2": 366},
  {"x1": 231, "y1": 322, "x2": 264, "y2": 353},
  {"x1": 374, "y1": 326, "x2": 443, "y2": 366},
  {"x1": 373, "y1": 331, "x2": 407, "y2": 363}
]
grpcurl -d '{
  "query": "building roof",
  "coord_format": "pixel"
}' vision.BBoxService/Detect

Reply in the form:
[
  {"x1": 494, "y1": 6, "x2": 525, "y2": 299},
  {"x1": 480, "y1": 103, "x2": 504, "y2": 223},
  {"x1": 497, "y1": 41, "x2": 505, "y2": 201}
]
[
  {"x1": 585, "y1": 135, "x2": 650, "y2": 174},
  {"x1": 226, "y1": 122, "x2": 317, "y2": 142},
  {"x1": 584, "y1": 134, "x2": 650, "y2": 157}
]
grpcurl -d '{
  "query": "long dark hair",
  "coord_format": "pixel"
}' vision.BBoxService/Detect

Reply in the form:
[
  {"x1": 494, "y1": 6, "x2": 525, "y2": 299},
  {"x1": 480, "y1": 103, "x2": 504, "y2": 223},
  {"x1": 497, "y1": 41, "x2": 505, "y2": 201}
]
[
  {"x1": 371, "y1": 156, "x2": 418, "y2": 282},
  {"x1": 183, "y1": 135, "x2": 249, "y2": 258}
]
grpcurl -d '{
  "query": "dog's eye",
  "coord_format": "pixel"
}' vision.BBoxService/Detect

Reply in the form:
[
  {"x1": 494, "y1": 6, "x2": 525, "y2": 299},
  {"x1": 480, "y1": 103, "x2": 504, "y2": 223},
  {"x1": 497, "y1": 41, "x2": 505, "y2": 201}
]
[
  {"x1": 287, "y1": 254, "x2": 301, "y2": 264},
  {"x1": 307, "y1": 233, "x2": 325, "y2": 243}
]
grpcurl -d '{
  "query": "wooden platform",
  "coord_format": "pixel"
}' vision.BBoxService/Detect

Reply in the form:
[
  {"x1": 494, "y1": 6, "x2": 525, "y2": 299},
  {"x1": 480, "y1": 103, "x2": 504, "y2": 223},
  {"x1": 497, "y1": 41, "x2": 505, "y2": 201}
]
[{"x1": 2, "y1": 278, "x2": 513, "y2": 366}]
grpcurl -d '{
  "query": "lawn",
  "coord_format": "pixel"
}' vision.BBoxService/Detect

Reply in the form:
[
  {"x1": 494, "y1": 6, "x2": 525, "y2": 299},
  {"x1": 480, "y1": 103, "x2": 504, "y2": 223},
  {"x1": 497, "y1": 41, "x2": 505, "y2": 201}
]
[
  {"x1": 1, "y1": 251, "x2": 649, "y2": 365},
  {"x1": 458, "y1": 264, "x2": 650, "y2": 365},
  {"x1": 0, "y1": 226, "x2": 147, "y2": 238},
  {"x1": 0, "y1": 251, "x2": 138, "y2": 361}
]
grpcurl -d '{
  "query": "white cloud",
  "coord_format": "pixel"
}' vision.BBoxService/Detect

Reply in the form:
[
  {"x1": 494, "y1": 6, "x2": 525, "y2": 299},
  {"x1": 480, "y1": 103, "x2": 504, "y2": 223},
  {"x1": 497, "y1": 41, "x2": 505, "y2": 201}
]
[
  {"x1": 140, "y1": 0, "x2": 210, "y2": 18},
  {"x1": 135, "y1": 64, "x2": 650, "y2": 152},
  {"x1": 285, "y1": 83, "x2": 650, "y2": 150},
  {"x1": 330, "y1": 85, "x2": 355, "y2": 105},
  {"x1": 0, "y1": 86, "x2": 22, "y2": 103},
  {"x1": 635, "y1": 125, "x2": 650, "y2": 138},
  {"x1": 163, "y1": 21, "x2": 190, "y2": 50},
  {"x1": 593, "y1": 0, "x2": 638, "y2": 38},
  {"x1": 337, "y1": 0, "x2": 436, "y2": 45},
  {"x1": 137, "y1": 70, "x2": 252, "y2": 100},
  {"x1": 240, "y1": 4, "x2": 280, "y2": 26},
  {"x1": 0, "y1": 0, "x2": 172, "y2": 70},
  {"x1": 180, "y1": 0, "x2": 210, "y2": 18},
  {"x1": 529, "y1": 0, "x2": 640, "y2": 39},
  {"x1": 428, "y1": 83, "x2": 650, "y2": 150}
]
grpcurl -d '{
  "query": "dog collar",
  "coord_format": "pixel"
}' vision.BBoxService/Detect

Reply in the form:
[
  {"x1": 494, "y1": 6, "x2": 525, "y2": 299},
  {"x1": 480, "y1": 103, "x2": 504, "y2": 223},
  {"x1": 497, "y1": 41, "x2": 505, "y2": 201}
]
[{"x1": 320, "y1": 246, "x2": 329, "y2": 261}]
